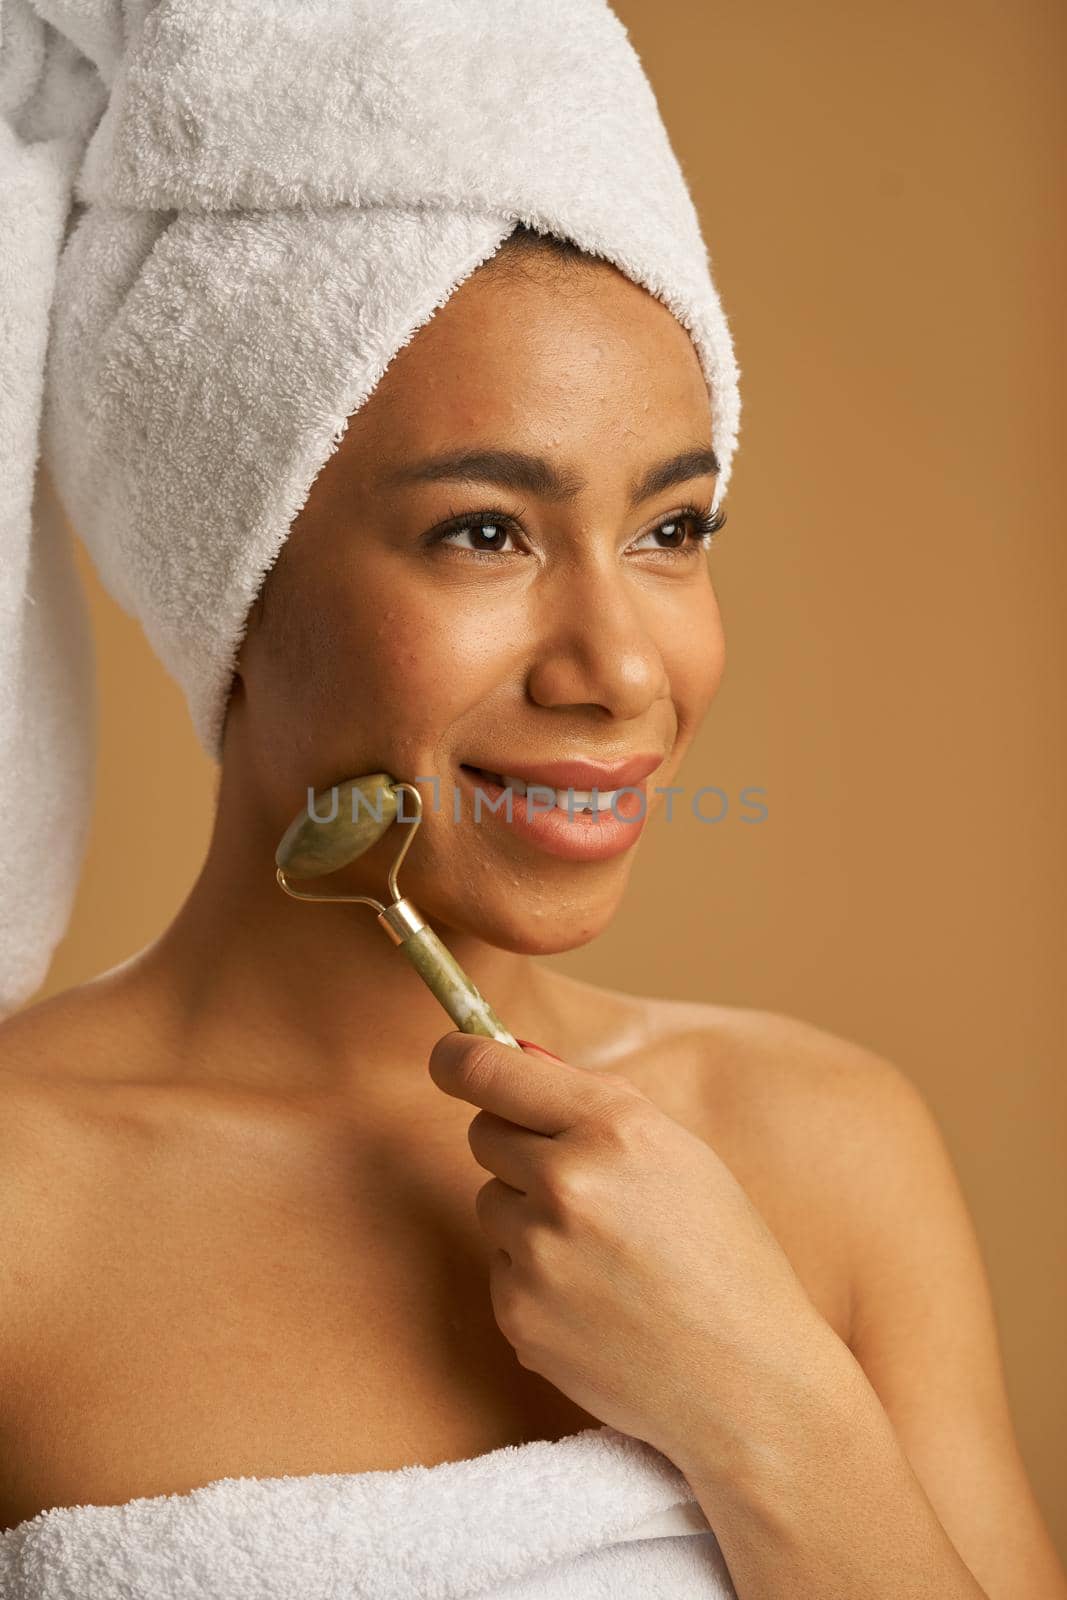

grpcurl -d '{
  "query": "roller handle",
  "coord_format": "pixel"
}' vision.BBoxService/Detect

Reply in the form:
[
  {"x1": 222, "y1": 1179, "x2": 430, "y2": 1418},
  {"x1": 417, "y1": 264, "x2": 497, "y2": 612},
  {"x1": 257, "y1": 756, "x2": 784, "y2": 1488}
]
[{"x1": 382, "y1": 912, "x2": 519, "y2": 1048}]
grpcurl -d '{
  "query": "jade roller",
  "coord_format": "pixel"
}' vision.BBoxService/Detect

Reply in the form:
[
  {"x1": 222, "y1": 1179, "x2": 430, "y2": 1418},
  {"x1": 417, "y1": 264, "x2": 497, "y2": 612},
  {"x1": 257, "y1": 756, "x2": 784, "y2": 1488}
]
[{"x1": 275, "y1": 773, "x2": 519, "y2": 1048}]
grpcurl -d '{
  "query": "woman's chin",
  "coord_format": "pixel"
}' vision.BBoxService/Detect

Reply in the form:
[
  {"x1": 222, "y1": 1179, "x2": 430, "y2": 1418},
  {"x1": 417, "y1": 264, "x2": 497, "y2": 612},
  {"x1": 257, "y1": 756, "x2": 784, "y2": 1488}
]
[
  {"x1": 424, "y1": 891, "x2": 626, "y2": 957},
  {"x1": 492, "y1": 922, "x2": 614, "y2": 958}
]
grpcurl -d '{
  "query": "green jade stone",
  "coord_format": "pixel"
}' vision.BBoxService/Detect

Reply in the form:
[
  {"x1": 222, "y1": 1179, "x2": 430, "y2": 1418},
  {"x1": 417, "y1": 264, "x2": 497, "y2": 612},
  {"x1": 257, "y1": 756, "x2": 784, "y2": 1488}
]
[
  {"x1": 400, "y1": 923, "x2": 518, "y2": 1047},
  {"x1": 275, "y1": 773, "x2": 399, "y2": 877}
]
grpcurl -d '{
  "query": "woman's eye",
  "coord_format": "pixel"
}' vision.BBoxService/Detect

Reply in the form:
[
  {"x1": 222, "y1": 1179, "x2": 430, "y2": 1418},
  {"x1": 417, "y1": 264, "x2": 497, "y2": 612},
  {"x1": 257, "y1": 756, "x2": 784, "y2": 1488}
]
[
  {"x1": 630, "y1": 507, "x2": 726, "y2": 555},
  {"x1": 425, "y1": 504, "x2": 725, "y2": 561},
  {"x1": 430, "y1": 516, "x2": 522, "y2": 557}
]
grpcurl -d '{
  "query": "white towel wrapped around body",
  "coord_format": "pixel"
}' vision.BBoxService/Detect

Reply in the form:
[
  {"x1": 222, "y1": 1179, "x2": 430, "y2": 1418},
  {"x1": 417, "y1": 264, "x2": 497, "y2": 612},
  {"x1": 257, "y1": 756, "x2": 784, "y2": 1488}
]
[
  {"x1": 0, "y1": 0, "x2": 741, "y2": 1015},
  {"x1": 0, "y1": 1423, "x2": 739, "y2": 1598}
]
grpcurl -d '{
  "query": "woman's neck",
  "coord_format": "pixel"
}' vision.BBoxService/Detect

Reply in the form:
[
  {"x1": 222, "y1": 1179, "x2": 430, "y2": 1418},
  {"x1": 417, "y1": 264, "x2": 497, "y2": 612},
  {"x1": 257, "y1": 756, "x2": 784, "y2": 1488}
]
[{"x1": 117, "y1": 827, "x2": 567, "y2": 1111}]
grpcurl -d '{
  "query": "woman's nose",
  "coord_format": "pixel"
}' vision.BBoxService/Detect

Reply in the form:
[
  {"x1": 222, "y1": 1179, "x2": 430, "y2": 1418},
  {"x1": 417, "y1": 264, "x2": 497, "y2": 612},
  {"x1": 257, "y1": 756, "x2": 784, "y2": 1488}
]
[{"x1": 525, "y1": 566, "x2": 670, "y2": 720}]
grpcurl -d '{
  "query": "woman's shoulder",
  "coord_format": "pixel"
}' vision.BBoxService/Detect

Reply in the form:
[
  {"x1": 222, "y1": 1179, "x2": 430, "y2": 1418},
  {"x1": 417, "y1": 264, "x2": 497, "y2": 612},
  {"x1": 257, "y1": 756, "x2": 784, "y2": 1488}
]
[
  {"x1": 639, "y1": 988, "x2": 930, "y2": 1186},
  {"x1": 544, "y1": 976, "x2": 934, "y2": 1346},
  {"x1": 547, "y1": 971, "x2": 933, "y2": 1271},
  {"x1": 0, "y1": 976, "x2": 131, "y2": 1083},
  {"x1": 0, "y1": 983, "x2": 142, "y2": 1213},
  {"x1": 0, "y1": 999, "x2": 97, "y2": 1374},
  {"x1": 0, "y1": 989, "x2": 111, "y2": 1185},
  {"x1": 0, "y1": 994, "x2": 78, "y2": 1123},
  {"x1": 543, "y1": 968, "x2": 914, "y2": 1124}
]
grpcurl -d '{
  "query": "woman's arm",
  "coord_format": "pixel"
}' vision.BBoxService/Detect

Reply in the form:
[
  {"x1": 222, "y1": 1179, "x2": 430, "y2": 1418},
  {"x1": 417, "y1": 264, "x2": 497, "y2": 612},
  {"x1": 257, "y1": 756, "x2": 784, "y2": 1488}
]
[{"x1": 670, "y1": 1053, "x2": 1067, "y2": 1600}]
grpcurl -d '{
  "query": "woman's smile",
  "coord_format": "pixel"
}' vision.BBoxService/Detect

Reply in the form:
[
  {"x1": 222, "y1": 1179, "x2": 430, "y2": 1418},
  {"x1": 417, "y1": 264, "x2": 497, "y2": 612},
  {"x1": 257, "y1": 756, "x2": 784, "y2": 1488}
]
[{"x1": 455, "y1": 763, "x2": 651, "y2": 862}]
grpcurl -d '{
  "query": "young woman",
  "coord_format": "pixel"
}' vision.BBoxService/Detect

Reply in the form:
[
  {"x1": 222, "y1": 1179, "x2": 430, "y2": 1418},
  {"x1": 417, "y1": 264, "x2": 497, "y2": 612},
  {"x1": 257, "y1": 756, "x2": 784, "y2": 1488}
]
[
  {"x1": 5, "y1": 0, "x2": 1067, "y2": 1581},
  {"x1": 1, "y1": 222, "x2": 1064, "y2": 1597}
]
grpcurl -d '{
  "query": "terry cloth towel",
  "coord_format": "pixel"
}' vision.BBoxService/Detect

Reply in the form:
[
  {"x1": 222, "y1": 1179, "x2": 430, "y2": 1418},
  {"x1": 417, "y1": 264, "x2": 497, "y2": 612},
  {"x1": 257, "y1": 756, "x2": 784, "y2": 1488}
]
[
  {"x1": 0, "y1": 1423, "x2": 739, "y2": 1598},
  {"x1": 0, "y1": 0, "x2": 742, "y2": 1014}
]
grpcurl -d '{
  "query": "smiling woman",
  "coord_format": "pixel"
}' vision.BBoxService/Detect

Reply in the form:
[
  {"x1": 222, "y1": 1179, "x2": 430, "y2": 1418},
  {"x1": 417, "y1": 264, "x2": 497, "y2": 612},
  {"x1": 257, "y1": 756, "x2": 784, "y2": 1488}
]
[
  {"x1": 1, "y1": 1, "x2": 1064, "y2": 1598},
  {"x1": 237, "y1": 236, "x2": 727, "y2": 898}
]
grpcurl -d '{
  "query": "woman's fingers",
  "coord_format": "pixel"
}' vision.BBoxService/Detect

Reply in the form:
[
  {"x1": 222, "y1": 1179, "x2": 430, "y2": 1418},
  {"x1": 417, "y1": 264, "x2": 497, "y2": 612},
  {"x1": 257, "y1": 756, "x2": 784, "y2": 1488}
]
[
  {"x1": 466, "y1": 1108, "x2": 545, "y2": 1190},
  {"x1": 428, "y1": 1031, "x2": 611, "y2": 1136}
]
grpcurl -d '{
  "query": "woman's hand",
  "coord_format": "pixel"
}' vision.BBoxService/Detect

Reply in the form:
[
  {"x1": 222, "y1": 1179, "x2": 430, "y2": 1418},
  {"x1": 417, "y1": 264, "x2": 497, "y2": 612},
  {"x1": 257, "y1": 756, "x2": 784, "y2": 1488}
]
[{"x1": 427, "y1": 1030, "x2": 833, "y2": 1469}]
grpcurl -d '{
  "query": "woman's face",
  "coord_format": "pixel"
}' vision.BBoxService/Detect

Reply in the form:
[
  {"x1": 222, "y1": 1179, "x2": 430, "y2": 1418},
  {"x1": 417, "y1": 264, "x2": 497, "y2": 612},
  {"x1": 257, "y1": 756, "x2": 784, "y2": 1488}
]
[{"x1": 231, "y1": 248, "x2": 726, "y2": 954}]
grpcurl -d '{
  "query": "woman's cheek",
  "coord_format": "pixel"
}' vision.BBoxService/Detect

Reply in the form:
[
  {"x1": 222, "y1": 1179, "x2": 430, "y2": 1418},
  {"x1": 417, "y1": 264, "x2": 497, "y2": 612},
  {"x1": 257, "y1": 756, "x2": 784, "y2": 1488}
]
[{"x1": 663, "y1": 599, "x2": 726, "y2": 743}]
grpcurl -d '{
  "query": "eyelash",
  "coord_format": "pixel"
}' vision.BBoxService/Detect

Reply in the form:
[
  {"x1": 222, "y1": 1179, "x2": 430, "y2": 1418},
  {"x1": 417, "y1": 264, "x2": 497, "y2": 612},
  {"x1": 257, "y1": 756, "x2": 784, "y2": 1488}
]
[{"x1": 425, "y1": 502, "x2": 728, "y2": 562}]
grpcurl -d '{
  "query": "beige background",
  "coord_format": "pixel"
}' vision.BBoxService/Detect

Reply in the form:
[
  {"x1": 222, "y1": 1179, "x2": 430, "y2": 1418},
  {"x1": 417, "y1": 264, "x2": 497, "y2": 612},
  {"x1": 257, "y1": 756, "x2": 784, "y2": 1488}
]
[{"x1": 22, "y1": 0, "x2": 1065, "y2": 1558}]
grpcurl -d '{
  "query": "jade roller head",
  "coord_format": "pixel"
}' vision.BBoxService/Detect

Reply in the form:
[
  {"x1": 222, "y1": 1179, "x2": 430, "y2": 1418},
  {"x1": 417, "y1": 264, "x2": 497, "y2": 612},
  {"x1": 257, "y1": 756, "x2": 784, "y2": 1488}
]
[
  {"x1": 275, "y1": 772, "x2": 400, "y2": 878},
  {"x1": 275, "y1": 772, "x2": 518, "y2": 1048}
]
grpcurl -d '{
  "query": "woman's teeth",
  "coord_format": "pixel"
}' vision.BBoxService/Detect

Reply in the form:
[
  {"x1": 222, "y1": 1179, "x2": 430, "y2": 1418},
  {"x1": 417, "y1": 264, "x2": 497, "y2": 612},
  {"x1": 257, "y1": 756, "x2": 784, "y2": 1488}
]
[{"x1": 467, "y1": 766, "x2": 620, "y2": 814}]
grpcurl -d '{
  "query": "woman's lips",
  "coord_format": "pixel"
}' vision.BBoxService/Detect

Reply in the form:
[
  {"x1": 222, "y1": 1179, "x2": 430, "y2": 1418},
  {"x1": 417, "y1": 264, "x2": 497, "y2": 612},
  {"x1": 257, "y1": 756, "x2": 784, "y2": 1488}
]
[
  {"x1": 461, "y1": 753, "x2": 663, "y2": 791},
  {"x1": 456, "y1": 764, "x2": 649, "y2": 863}
]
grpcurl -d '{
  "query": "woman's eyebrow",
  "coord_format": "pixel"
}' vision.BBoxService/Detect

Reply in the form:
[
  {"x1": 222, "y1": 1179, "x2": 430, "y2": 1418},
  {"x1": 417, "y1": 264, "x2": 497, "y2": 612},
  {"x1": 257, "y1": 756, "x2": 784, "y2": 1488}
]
[{"x1": 378, "y1": 445, "x2": 720, "y2": 508}]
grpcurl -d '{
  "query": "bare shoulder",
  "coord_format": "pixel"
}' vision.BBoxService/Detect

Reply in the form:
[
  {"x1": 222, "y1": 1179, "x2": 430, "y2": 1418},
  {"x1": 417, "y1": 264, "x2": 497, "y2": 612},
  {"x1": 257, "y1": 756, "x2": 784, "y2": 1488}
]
[
  {"x1": 0, "y1": 995, "x2": 79, "y2": 1134},
  {"x1": 0, "y1": 985, "x2": 113, "y2": 1155},
  {"x1": 556, "y1": 976, "x2": 916, "y2": 1138},
  {"x1": 632, "y1": 996, "x2": 943, "y2": 1261},
  {"x1": 642, "y1": 993, "x2": 911, "y2": 1098},
  {"x1": 0, "y1": 984, "x2": 139, "y2": 1261},
  {"x1": 638, "y1": 998, "x2": 1067, "y2": 1596},
  {"x1": 652, "y1": 993, "x2": 918, "y2": 1164},
  {"x1": 0, "y1": 1002, "x2": 92, "y2": 1370},
  {"x1": 653, "y1": 999, "x2": 960, "y2": 1250},
  {"x1": 0, "y1": 972, "x2": 140, "y2": 1086},
  {"x1": 542, "y1": 968, "x2": 915, "y2": 1134},
  {"x1": 545, "y1": 976, "x2": 930, "y2": 1342}
]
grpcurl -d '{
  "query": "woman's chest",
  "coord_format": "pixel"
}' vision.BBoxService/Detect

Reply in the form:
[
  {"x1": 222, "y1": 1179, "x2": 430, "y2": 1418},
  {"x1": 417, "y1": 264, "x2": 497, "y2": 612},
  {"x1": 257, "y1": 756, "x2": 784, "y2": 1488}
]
[
  {"x1": 0, "y1": 1064, "x2": 850, "y2": 1535},
  {"x1": 0, "y1": 1116, "x2": 601, "y2": 1532}
]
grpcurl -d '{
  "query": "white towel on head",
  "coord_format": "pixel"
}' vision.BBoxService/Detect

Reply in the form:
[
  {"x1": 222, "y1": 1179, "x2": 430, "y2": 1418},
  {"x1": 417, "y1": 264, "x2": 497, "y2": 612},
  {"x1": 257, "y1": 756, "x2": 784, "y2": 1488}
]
[
  {"x1": 0, "y1": 1423, "x2": 739, "y2": 1598},
  {"x1": 0, "y1": 0, "x2": 742, "y2": 1014}
]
